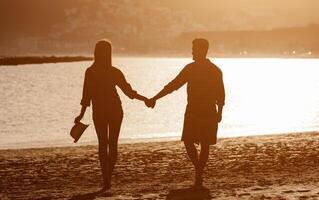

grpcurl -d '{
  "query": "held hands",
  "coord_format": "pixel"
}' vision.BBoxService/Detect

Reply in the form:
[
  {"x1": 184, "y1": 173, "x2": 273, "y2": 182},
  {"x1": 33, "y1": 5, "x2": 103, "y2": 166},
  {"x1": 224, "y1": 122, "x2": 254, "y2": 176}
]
[{"x1": 144, "y1": 98, "x2": 156, "y2": 108}]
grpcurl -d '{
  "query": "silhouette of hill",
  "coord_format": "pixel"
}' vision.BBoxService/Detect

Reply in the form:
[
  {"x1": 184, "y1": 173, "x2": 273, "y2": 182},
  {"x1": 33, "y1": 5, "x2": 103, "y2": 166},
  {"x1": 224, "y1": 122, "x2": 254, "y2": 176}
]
[
  {"x1": 0, "y1": 0, "x2": 318, "y2": 56},
  {"x1": 177, "y1": 24, "x2": 319, "y2": 57}
]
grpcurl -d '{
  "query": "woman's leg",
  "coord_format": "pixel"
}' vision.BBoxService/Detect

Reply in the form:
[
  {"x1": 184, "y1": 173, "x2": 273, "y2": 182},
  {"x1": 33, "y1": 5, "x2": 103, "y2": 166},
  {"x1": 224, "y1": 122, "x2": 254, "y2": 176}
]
[
  {"x1": 108, "y1": 116, "x2": 123, "y2": 185},
  {"x1": 93, "y1": 118, "x2": 110, "y2": 189}
]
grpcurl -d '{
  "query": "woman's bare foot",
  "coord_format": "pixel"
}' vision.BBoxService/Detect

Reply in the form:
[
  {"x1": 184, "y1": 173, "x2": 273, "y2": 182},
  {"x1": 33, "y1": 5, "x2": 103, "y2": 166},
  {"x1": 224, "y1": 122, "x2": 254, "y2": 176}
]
[{"x1": 105, "y1": 179, "x2": 111, "y2": 190}]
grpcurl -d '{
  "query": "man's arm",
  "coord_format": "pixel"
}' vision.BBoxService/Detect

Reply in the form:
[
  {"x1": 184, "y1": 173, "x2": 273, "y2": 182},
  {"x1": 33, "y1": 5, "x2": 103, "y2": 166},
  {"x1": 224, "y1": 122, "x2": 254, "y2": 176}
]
[
  {"x1": 151, "y1": 87, "x2": 172, "y2": 101},
  {"x1": 216, "y1": 71, "x2": 225, "y2": 123},
  {"x1": 148, "y1": 67, "x2": 188, "y2": 107},
  {"x1": 216, "y1": 105, "x2": 223, "y2": 123}
]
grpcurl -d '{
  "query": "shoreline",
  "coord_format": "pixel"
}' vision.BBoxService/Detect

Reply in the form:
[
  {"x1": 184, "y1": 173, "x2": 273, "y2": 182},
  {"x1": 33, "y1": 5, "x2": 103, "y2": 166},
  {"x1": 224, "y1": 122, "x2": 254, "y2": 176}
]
[
  {"x1": 1, "y1": 132, "x2": 319, "y2": 199},
  {"x1": 1, "y1": 55, "x2": 319, "y2": 66},
  {"x1": 0, "y1": 56, "x2": 93, "y2": 66},
  {"x1": 1, "y1": 131, "x2": 318, "y2": 151}
]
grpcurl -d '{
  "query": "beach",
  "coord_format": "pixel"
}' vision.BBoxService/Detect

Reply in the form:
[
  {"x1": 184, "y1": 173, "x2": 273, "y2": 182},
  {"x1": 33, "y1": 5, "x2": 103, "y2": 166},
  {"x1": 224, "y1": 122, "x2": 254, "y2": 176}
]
[
  {"x1": 1, "y1": 132, "x2": 318, "y2": 200},
  {"x1": 2, "y1": 1, "x2": 319, "y2": 200}
]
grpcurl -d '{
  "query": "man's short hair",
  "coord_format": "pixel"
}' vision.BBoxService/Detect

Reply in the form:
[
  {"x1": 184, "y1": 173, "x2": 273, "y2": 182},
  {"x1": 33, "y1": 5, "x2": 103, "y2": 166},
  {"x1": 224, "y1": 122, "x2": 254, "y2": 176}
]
[{"x1": 192, "y1": 38, "x2": 209, "y2": 53}]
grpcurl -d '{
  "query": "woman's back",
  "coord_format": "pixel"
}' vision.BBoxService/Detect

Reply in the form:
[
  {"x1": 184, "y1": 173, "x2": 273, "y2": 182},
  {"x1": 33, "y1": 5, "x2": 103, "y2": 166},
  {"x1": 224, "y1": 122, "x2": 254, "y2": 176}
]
[{"x1": 81, "y1": 64, "x2": 137, "y2": 116}]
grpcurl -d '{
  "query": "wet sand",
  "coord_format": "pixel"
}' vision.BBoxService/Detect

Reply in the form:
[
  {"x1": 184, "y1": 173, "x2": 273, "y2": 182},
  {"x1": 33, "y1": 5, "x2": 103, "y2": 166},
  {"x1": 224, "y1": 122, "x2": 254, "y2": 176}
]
[{"x1": 1, "y1": 132, "x2": 319, "y2": 200}]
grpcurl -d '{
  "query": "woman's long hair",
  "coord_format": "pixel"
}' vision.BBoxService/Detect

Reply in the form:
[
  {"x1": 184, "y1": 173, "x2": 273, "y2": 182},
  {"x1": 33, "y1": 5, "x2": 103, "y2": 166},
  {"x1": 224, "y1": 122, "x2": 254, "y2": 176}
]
[{"x1": 94, "y1": 39, "x2": 112, "y2": 67}]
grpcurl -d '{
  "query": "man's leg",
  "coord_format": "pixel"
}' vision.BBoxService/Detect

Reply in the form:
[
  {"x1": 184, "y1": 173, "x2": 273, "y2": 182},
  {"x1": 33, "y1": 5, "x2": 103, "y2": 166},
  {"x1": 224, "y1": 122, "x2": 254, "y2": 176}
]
[
  {"x1": 184, "y1": 141, "x2": 200, "y2": 186},
  {"x1": 184, "y1": 141, "x2": 199, "y2": 168},
  {"x1": 196, "y1": 142, "x2": 210, "y2": 186}
]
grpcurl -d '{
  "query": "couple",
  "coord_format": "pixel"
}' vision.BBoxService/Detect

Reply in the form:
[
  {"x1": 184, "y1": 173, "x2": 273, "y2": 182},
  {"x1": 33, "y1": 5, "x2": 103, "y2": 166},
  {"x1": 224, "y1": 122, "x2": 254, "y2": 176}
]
[{"x1": 74, "y1": 38, "x2": 225, "y2": 191}]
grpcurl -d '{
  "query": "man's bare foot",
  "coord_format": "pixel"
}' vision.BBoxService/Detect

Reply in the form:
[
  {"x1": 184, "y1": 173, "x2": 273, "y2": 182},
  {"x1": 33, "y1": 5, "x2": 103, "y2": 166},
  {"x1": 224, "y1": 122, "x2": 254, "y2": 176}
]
[
  {"x1": 194, "y1": 180, "x2": 203, "y2": 188},
  {"x1": 194, "y1": 171, "x2": 203, "y2": 188},
  {"x1": 99, "y1": 181, "x2": 111, "y2": 193}
]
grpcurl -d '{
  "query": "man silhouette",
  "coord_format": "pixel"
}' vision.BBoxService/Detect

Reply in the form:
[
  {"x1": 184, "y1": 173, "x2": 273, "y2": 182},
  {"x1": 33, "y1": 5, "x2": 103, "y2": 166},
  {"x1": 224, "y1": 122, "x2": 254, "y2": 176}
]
[{"x1": 147, "y1": 38, "x2": 225, "y2": 187}]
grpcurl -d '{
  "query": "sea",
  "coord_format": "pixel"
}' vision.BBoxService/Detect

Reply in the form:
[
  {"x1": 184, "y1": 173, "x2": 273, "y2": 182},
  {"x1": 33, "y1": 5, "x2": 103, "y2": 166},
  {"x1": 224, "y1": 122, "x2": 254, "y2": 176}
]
[{"x1": 0, "y1": 57, "x2": 319, "y2": 149}]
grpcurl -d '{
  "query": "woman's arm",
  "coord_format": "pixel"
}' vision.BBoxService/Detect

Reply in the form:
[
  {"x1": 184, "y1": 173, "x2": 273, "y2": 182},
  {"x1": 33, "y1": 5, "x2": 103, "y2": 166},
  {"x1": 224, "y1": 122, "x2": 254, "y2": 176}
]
[
  {"x1": 74, "y1": 69, "x2": 91, "y2": 123},
  {"x1": 134, "y1": 93, "x2": 148, "y2": 102},
  {"x1": 117, "y1": 70, "x2": 148, "y2": 102},
  {"x1": 74, "y1": 105, "x2": 87, "y2": 123}
]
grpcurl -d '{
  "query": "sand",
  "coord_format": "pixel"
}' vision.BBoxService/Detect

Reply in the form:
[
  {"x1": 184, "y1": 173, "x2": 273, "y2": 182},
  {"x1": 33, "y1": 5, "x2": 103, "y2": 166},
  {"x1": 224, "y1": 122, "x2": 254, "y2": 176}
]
[{"x1": 1, "y1": 132, "x2": 319, "y2": 200}]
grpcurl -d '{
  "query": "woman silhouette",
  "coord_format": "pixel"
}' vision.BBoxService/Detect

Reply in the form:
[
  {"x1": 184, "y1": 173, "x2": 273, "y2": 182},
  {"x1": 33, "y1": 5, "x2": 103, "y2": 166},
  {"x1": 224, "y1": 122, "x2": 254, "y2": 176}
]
[{"x1": 74, "y1": 40, "x2": 148, "y2": 191}]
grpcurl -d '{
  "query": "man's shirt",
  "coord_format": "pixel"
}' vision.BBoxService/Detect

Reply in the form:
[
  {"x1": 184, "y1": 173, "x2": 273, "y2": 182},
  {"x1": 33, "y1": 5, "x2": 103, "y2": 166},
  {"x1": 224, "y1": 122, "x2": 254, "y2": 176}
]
[{"x1": 163, "y1": 59, "x2": 225, "y2": 115}]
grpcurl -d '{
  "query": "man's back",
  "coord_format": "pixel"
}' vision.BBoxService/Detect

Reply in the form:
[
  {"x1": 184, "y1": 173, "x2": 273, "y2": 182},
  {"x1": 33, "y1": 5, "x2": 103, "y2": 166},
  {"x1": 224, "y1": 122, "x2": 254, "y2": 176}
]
[
  {"x1": 185, "y1": 59, "x2": 224, "y2": 110},
  {"x1": 163, "y1": 59, "x2": 225, "y2": 116}
]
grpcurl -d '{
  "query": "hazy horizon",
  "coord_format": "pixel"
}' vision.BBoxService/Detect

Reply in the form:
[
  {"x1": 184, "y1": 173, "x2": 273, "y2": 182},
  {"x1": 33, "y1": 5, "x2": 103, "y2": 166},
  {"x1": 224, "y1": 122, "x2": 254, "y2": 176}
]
[{"x1": 1, "y1": 0, "x2": 319, "y2": 56}]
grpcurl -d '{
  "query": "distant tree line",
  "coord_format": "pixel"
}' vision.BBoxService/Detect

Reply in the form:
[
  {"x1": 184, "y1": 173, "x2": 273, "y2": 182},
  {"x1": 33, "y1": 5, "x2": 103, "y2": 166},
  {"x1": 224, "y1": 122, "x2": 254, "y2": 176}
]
[
  {"x1": 0, "y1": 56, "x2": 92, "y2": 66},
  {"x1": 176, "y1": 24, "x2": 319, "y2": 57}
]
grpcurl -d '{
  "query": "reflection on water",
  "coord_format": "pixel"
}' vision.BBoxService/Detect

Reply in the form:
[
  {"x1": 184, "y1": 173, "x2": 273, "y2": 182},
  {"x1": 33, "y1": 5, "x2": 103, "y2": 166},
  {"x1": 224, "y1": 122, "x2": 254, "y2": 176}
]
[{"x1": 0, "y1": 57, "x2": 319, "y2": 149}]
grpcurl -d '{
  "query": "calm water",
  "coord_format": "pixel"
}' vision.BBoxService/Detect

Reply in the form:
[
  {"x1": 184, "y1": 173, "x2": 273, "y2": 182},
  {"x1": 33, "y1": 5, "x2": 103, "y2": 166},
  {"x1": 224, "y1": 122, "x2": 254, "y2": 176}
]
[{"x1": 0, "y1": 57, "x2": 319, "y2": 149}]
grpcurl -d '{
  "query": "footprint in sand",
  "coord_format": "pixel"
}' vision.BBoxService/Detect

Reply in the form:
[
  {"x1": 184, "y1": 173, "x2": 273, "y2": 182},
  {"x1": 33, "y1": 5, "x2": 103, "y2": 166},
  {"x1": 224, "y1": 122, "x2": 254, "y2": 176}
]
[
  {"x1": 238, "y1": 192, "x2": 250, "y2": 197},
  {"x1": 297, "y1": 189, "x2": 311, "y2": 193},
  {"x1": 251, "y1": 187, "x2": 265, "y2": 191},
  {"x1": 282, "y1": 190, "x2": 294, "y2": 194}
]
